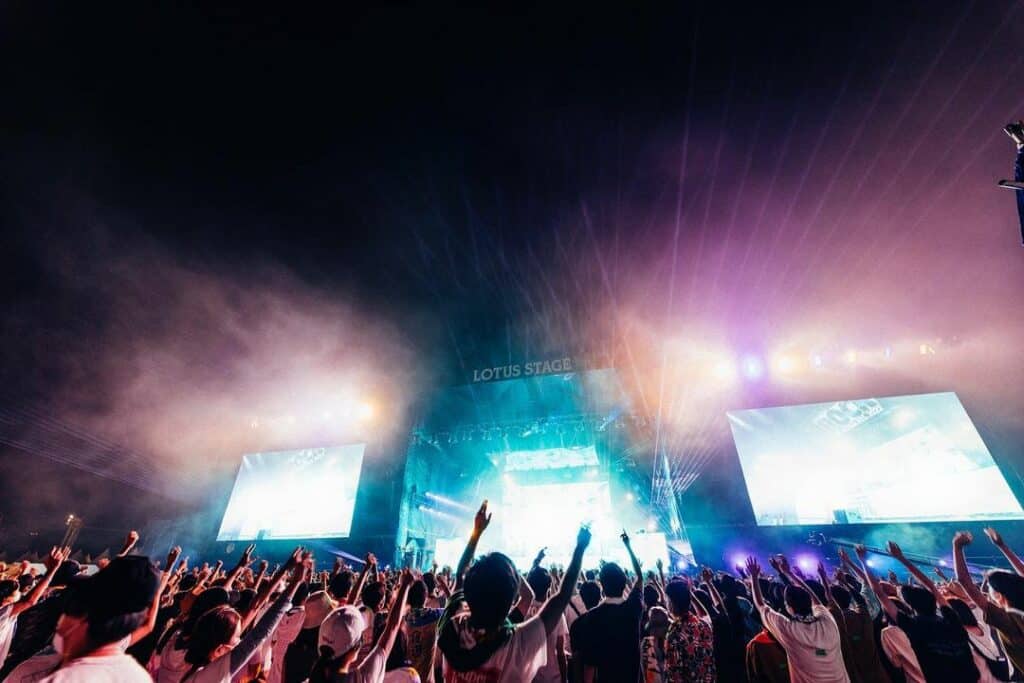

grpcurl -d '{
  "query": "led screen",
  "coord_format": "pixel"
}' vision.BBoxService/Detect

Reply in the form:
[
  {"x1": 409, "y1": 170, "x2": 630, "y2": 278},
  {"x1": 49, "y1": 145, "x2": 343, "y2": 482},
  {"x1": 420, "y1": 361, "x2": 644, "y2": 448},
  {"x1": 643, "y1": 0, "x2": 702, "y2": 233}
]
[
  {"x1": 216, "y1": 444, "x2": 365, "y2": 541},
  {"x1": 728, "y1": 392, "x2": 1024, "y2": 526}
]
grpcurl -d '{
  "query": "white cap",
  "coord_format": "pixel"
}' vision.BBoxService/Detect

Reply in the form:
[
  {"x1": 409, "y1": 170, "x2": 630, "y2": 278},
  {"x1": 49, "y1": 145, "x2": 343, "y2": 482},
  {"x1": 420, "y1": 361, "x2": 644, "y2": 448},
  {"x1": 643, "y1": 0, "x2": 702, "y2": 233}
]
[{"x1": 318, "y1": 605, "x2": 366, "y2": 656}]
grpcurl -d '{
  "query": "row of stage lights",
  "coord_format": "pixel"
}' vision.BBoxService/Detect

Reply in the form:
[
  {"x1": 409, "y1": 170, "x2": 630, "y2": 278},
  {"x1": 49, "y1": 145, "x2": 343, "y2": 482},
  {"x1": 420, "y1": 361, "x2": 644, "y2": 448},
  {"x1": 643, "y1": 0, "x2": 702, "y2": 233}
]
[
  {"x1": 409, "y1": 413, "x2": 650, "y2": 447},
  {"x1": 709, "y1": 341, "x2": 942, "y2": 384}
]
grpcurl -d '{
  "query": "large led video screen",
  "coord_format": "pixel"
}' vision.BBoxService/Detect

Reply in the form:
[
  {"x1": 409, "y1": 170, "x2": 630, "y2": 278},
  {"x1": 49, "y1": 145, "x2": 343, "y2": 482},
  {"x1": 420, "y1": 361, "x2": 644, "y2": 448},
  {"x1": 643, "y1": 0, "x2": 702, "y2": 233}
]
[
  {"x1": 216, "y1": 444, "x2": 365, "y2": 541},
  {"x1": 728, "y1": 392, "x2": 1024, "y2": 526}
]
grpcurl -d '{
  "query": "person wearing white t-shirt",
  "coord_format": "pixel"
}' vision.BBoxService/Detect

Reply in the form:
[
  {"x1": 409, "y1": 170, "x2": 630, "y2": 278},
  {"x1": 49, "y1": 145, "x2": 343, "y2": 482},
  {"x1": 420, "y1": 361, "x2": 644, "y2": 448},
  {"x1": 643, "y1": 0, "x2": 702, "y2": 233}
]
[
  {"x1": 524, "y1": 567, "x2": 568, "y2": 683},
  {"x1": 38, "y1": 555, "x2": 161, "y2": 683},
  {"x1": 880, "y1": 624, "x2": 926, "y2": 683},
  {"x1": 178, "y1": 552, "x2": 307, "y2": 683},
  {"x1": 308, "y1": 568, "x2": 415, "y2": 682},
  {"x1": 0, "y1": 547, "x2": 72, "y2": 669},
  {"x1": 745, "y1": 555, "x2": 850, "y2": 683},
  {"x1": 437, "y1": 501, "x2": 591, "y2": 683},
  {"x1": 266, "y1": 588, "x2": 308, "y2": 683}
]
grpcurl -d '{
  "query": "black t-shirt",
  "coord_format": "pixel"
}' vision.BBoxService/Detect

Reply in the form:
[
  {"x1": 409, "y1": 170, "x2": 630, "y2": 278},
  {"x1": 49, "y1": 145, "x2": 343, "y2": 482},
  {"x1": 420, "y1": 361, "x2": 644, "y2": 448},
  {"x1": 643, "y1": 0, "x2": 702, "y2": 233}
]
[
  {"x1": 571, "y1": 587, "x2": 644, "y2": 683},
  {"x1": 897, "y1": 607, "x2": 979, "y2": 683}
]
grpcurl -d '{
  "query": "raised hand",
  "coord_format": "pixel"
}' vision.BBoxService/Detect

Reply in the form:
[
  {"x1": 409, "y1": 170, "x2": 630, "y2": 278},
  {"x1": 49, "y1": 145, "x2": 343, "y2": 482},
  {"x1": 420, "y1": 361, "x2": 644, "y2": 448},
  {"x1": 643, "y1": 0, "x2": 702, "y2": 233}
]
[
  {"x1": 284, "y1": 547, "x2": 304, "y2": 569},
  {"x1": 473, "y1": 501, "x2": 492, "y2": 535},
  {"x1": 745, "y1": 556, "x2": 762, "y2": 579},
  {"x1": 887, "y1": 541, "x2": 905, "y2": 560},
  {"x1": 533, "y1": 547, "x2": 547, "y2": 566},
  {"x1": 44, "y1": 546, "x2": 70, "y2": 573},
  {"x1": 238, "y1": 543, "x2": 256, "y2": 567},
  {"x1": 983, "y1": 527, "x2": 1005, "y2": 547},
  {"x1": 775, "y1": 555, "x2": 792, "y2": 575},
  {"x1": 399, "y1": 567, "x2": 415, "y2": 588},
  {"x1": 854, "y1": 544, "x2": 868, "y2": 560},
  {"x1": 953, "y1": 531, "x2": 973, "y2": 549},
  {"x1": 166, "y1": 546, "x2": 182, "y2": 570},
  {"x1": 700, "y1": 566, "x2": 714, "y2": 584},
  {"x1": 817, "y1": 561, "x2": 829, "y2": 581},
  {"x1": 656, "y1": 558, "x2": 664, "y2": 571},
  {"x1": 577, "y1": 525, "x2": 593, "y2": 550},
  {"x1": 887, "y1": 569, "x2": 899, "y2": 584},
  {"x1": 620, "y1": 529, "x2": 632, "y2": 546}
]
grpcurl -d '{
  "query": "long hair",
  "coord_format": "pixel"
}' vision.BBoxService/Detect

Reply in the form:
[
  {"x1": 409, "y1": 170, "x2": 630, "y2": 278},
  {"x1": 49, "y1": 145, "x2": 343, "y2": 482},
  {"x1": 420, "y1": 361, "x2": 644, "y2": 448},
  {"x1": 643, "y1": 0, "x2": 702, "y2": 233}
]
[{"x1": 182, "y1": 605, "x2": 240, "y2": 680}]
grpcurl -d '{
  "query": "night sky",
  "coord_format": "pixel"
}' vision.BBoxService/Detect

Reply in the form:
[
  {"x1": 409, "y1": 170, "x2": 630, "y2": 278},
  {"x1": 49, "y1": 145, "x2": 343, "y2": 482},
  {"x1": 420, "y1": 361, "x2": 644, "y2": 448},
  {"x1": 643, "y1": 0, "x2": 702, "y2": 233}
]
[{"x1": 2, "y1": 2, "x2": 1024, "y2": 548}]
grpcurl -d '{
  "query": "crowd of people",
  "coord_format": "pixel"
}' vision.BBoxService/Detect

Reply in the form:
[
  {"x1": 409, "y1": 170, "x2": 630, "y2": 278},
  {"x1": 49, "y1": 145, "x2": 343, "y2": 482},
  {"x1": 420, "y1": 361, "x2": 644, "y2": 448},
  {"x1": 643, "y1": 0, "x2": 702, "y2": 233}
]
[{"x1": 2, "y1": 502, "x2": 1024, "y2": 682}]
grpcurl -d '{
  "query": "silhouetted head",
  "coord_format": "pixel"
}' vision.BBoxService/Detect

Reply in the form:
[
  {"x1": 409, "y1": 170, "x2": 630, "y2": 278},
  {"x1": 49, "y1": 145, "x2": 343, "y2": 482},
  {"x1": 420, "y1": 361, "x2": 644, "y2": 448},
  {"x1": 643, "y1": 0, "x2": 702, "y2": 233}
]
[
  {"x1": 185, "y1": 605, "x2": 241, "y2": 667},
  {"x1": 948, "y1": 598, "x2": 978, "y2": 627},
  {"x1": 328, "y1": 572, "x2": 354, "y2": 601},
  {"x1": 408, "y1": 580, "x2": 428, "y2": 609},
  {"x1": 783, "y1": 585, "x2": 813, "y2": 618},
  {"x1": 579, "y1": 581, "x2": 601, "y2": 609},
  {"x1": 599, "y1": 563, "x2": 628, "y2": 598},
  {"x1": 664, "y1": 580, "x2": 692, "y2": 617},
  {"x1": 0, "y1": 579, "x2": 21, "y2": 605},
  {"x1": 463, "y1": 553, "x2": 518, "y2": 631},
  {"x1": 361, "y1": 581, "x2": 385, "y2": 611},
  {"x1": 643, "y1": 584, "x2": 661, "y2": 607},
  {"x1": 988, "y1": 570, "x2": 1024, "y2": 611},
  {"x1": 831, "y1": 584, "x2": 852, "y2": 610},
  {"x1": 899, "y1": 585, "x2": 936, "y2": 617},
  {"x1": 527, "y1": 567, "x2": 551, "y2": 600}
]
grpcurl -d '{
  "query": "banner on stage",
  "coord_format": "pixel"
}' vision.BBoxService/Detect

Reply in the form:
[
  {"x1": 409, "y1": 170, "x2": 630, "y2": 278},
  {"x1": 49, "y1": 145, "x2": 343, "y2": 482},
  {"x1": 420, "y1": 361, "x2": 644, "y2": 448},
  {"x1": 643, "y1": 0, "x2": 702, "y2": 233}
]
[{"x1": 471, "y1": 357, "x2": 578, "y2": 383}]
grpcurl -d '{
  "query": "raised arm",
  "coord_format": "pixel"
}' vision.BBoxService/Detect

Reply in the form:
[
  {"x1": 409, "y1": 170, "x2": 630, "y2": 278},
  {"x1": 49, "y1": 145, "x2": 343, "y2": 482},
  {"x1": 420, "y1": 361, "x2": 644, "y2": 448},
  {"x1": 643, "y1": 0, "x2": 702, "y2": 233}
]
[
  {"x1": 816, "y1": 562, "x2": 839, "y2": 610},
  {"x1": 621, "y1": 530, "x2": 644, "y2": 595},
  {"x1": 513, "y1": 573, "x2": 535, "y2": 619},
  {"x1": 224, "y1": 544, "x2": 256, "y2": 590},
  {"x1": 539, "y1": 526, "x2": 591, "y2": 636},
  {"x1": 12, "y1": 546, "x2": 70, "y2": 617},
  {"x1": 373, "y1": 569, "x2": 414, "y2": 659},
  {"x1": 887, "y1": 541, "x2": 948, "y2": 607},
  {"x1": 129, "y1": 545, "x2": 181, "y2": 645},
  {"x1": 240, "y1": 547, "x2": 302, "y2": 631},
  {"x1": 744, "y1": 557, "x2": 766, "y2": 610},
  {"x1": 953, "y1": 532, "x2": 988, "y2": 610},
  {"x1": 855, "y1": 544, "x2": 899, "y2": 623},
  {"x1": 700, "y1": 567, "x2": 725, "y2": 612},
  {"x1": 455, "y1": 500, "x2": 491, "y2": 590},
  {"x1": 347, "y1": 553, "x2": 376, "y2": 606},
  {"x1": 775, "y1": 555, "x2": 822, "y2": 607},
  {"x1": 984, "y1": 527, "x2": 1024, "y2": 577},
  {"x1": 117, "y1": 530, "x2": 140, "y2": 557}
]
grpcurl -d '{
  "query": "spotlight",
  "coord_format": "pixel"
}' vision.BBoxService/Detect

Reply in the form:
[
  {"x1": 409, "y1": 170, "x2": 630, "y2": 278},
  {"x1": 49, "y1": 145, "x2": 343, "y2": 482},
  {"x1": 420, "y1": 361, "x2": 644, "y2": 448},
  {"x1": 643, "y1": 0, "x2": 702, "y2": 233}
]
[
  {"x1": 357, "y1": 402, "x2": 375, "y2": 421},
  {"x1": 772, "y1": 353, "x2": 800, "y2": 376},
  {"x1": 625, "y1": 492, "x2": 635, "y2": 502},
  {"x1": 742, "y1": 355, "x2": 764, "y2": 380},
  {"x1": 796, "y1": 554, "x2": 815, "y2": 571},
  {"x1": 866, "y1": 558, "x2": 877, "y2": 568},
  {"x1": 811, "y1": 354, "x2": 824, "y2": 369},
  {"x1": 844, "y1": 350, "x2": 858, "y2": 365},
  {"x1": 711, "y1": 357, "x2": 737, "y2": 382},
  {"x1": 676, "y1": 559, "x2": 688, "y2": 570}
]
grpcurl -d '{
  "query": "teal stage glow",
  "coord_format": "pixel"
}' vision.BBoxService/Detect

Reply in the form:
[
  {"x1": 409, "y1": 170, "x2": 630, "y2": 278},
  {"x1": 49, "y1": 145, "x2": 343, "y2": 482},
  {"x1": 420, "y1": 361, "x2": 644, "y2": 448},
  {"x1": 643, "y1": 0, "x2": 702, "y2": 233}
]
[{"x1": 728, "y1": 392, "x2": 1024, "y2": 526}]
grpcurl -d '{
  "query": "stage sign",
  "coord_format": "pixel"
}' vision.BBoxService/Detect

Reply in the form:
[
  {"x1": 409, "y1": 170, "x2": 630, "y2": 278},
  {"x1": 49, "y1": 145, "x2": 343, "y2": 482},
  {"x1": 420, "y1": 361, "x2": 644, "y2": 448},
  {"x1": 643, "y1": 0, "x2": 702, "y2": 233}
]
[{"x1": 470, "y1": 356, "x2": 579, "y2": 383}]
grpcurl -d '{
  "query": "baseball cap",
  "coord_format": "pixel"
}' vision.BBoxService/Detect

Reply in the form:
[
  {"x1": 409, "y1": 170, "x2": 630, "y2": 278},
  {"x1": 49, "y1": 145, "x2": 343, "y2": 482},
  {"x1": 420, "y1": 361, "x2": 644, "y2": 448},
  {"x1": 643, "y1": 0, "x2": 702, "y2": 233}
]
[
  {"x1": 318, "y1": 605, "x2": 366, "y2": 656},
  {"x1": 64, "y1": 556, "x2": 159, "y2": 620}
]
